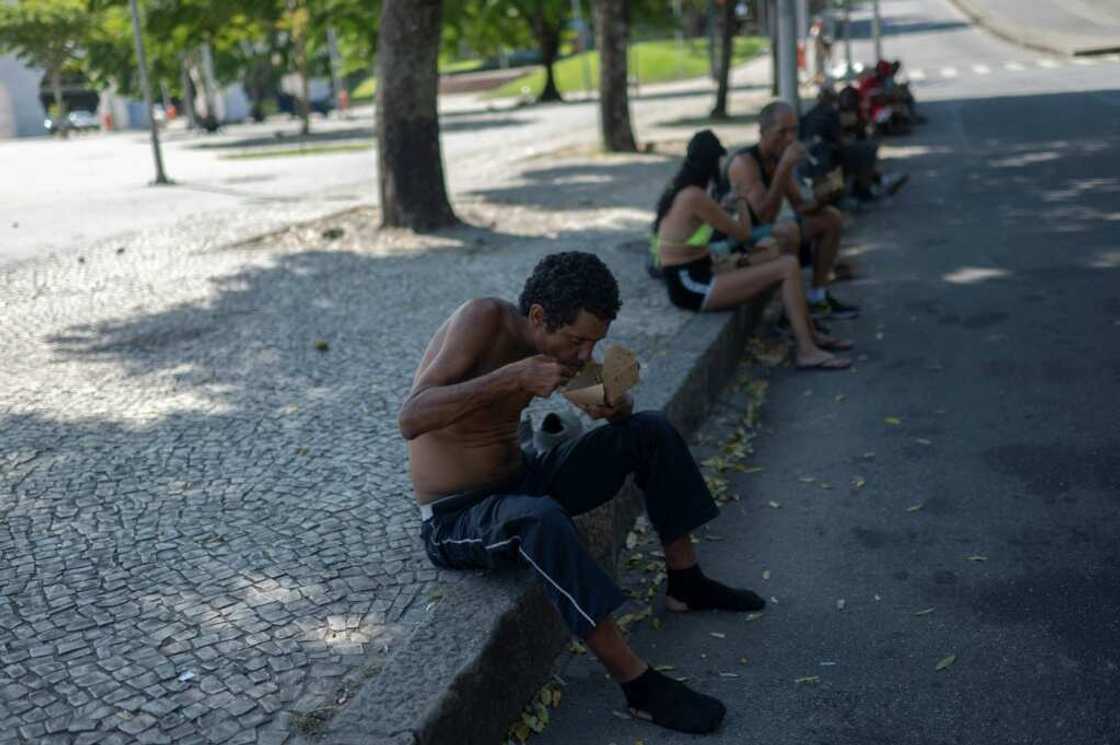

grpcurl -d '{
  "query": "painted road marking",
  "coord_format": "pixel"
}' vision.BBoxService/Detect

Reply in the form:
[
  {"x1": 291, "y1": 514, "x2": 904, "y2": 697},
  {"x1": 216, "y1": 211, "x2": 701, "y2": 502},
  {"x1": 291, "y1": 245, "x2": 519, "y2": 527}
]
[
  {"x1": 973, "y1": 64, "x2": 991, "y2": 74},
  {"x1": 941, "y1": 66, "x2": 958, "y2": 78},
  {"x1": 908, "y1": 68, "x2": 926, "y2": 81},
  {"x1": 1005, "y1": 61, "x2": 1026, "y2": 71}
]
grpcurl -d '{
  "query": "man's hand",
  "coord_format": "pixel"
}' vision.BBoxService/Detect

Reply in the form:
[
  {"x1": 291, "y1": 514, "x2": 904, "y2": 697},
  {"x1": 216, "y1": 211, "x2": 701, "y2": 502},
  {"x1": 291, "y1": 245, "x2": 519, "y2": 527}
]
[
  {"x1": 778, "y1": 141, "x2": 808, "y2": 174},
  {"x1": 743, "y1": 241, "x2": 782, "y2": 266},
  {"x1": 574, "y1": 391, "x2": 634, "y2": 423},
  {"x1": 511, "y1": 355, "x2": 580, "y2": 398}
]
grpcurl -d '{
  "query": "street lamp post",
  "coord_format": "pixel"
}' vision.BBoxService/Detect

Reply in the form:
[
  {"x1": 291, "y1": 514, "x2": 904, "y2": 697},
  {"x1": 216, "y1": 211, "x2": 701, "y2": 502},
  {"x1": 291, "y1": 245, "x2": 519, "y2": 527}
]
[
  {"x1": 777, "y1": 0, "x2": 799, "y2": 116},
  {"x1": 843, "y1": 0, "x2": 854, "y2": 80},
  {"x1": 872, "y1": 0, "x2": 883, "y2": 62},
  {"x1": 128, "y1": 0, "x2": 169, "y2": 185}
]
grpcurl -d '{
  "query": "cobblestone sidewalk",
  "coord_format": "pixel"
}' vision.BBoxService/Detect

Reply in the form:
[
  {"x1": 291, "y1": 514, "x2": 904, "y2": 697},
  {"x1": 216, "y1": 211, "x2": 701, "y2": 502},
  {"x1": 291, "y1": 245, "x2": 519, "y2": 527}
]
[{"x1": 0, "y1": 103, "x2": 770, "y2": 745}]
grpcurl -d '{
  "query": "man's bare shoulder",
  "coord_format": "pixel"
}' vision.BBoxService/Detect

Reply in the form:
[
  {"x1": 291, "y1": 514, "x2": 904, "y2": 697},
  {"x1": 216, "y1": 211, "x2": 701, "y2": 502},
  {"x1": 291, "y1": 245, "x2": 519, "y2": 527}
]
[
  {"x1": 452, "y1": 297, "x2": 518, "y2": 333},
  {"x1": 729, "y1": 150, "x2": 761, "y2": 182}
]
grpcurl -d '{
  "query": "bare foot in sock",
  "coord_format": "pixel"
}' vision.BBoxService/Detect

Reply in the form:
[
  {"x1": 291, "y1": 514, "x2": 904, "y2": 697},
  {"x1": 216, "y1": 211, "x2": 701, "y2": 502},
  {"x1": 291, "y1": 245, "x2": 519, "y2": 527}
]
[
  {"x1": 665, "y1": 565, "x2": 766, "y2": 613},
  {"x1": 621, "y1": 668, "x2": 726, "y2": 734}
]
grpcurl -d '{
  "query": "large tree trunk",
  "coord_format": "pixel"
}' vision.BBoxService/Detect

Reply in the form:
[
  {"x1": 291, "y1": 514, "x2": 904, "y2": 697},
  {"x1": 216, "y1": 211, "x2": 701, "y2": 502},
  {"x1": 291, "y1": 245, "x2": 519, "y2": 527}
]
[
  {"x1": 710, "y1": 0, "x2": 736, "y2": 119},
  {"x1": 376, "y1": 0, "x2": 457, "y2": 230},
  {"x1": 595, "y1": 0, "x2": 637, "y2": 152}
]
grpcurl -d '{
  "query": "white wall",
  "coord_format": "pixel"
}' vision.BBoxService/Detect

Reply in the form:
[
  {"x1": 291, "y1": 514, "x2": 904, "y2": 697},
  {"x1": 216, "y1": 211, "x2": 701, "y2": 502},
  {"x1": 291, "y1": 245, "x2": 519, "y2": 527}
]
[{"x1": 0, "y1": 54, "x2": 47, "y2": 138}]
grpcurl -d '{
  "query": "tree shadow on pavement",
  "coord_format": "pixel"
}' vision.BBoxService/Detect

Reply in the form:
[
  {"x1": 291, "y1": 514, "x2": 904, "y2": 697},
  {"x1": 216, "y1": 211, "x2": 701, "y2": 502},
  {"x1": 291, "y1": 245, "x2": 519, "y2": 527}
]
[
  {"x1": 185, "y1": 114, "x2": 531, "y2": 151},
  {"x1": 465, "y1": 157, "x2": 676, "y2": 213}
]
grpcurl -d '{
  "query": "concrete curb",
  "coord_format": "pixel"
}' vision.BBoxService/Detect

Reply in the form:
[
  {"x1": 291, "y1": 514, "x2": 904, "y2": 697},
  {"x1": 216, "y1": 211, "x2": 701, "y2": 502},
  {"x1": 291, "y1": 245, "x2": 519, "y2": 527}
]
[
  {"x1": 297, "y1": 298, "x2": 767, "y2": 745},
  {"x1": 949, "y1": 0, "x2": 1120, "y2": 57}
]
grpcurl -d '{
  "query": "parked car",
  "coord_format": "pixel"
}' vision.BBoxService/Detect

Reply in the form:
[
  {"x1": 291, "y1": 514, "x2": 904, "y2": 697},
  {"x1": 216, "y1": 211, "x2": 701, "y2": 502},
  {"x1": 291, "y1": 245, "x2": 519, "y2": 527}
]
[{"x1": 44, "y1": 110, "x2": 100, "y2": 134}]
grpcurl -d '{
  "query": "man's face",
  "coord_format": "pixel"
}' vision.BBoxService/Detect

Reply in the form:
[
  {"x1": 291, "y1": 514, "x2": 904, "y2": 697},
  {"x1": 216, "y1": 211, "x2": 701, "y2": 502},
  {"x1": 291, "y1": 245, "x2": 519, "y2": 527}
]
[
  {"x1": 763, "y1": 110, "x2": 799, "y2": 155},
  {"x1": 532, "y1": 307, "x2": 610, "y2": 368}
]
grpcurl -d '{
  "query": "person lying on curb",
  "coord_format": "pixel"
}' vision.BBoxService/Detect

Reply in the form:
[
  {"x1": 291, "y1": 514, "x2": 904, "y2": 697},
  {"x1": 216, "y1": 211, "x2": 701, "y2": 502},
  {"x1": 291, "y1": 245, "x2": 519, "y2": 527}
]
[
  {"x1": 399, "y1": 251, "x2": 764, "y2": 734},
  {"x1": 654, "y1": 130, "x2": 852, "y2": 371},
  {"x1": 725, "y1": 101, "x2": 862, "y2": 319}
]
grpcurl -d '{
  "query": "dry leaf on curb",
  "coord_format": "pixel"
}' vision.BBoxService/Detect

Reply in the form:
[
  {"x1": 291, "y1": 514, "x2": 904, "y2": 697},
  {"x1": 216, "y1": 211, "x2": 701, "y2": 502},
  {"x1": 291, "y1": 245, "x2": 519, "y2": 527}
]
[
  {"x1": 966, "y1": 555, "x2": 989, "y2": 562},
  {"x1": 852, "y1": 477, "x2": 866, "y2": 489},
  {"x1": 745, "y1": 612, "x2": 764, "y2": 622},
  {"x1": 799, "y1": 476, "x2": 817, "y2": 483},
  {"x1": 862, "y1": 451, "x2": 876, "y2": 459},
  {"x1": 836, "y1": 599, "x2": 846, "y2": 610},
  {"x1": 906, "y1": 503, "x2": 924, "y2": 512},
  {"x1": 935, "y1": 654, "x2": 957, "y2": 671},
  {"x1": 768, "y1": 500, "x2": 782, "y2": 509},
  {"x1": 794, "y1": 676, "x2": 821, "y2": 685},
  {"x1": 710, "y1": 632, "x2": 726, "y2": 639},
  {"x1": 740, "y1": 657, "x2": 749, "y2": 665},
  {"x1": 916, "y1": 438, "x2": 932, "y2": 445},
  {"x1": 653, "y1": 665, "x2": 675, "y2": 672},
  {"x1": 762, "y1": 570, "x2": 771, "y2": 581},
  {"x1": 884, "y1": 416, "x2": 902, "y2": 425},
  {"x1": 914, "y1": 608, "x2": 935, "y2": 616},
  {"x1": 719, "y1": 672, "x2": 741, "y2": 678}
]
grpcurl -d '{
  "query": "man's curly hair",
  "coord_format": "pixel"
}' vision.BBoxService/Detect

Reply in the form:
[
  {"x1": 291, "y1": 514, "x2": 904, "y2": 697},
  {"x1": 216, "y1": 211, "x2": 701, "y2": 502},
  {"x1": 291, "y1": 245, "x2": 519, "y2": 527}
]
[{"x1": 518, "y1": 252, "x2": 621, "y2": 331}]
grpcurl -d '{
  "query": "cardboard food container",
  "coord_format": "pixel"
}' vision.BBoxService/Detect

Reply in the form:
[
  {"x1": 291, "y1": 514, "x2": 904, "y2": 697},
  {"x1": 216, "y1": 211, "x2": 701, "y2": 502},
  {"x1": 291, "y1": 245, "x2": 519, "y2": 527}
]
[{"x1": 561, "y1": 345, "x2": 640, "y2": 408}]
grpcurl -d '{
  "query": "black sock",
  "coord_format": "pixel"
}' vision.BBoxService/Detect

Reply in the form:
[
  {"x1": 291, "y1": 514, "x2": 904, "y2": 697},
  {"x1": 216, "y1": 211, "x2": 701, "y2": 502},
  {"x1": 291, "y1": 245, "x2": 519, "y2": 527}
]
[
  {"x1": 666, "y1": 564, "x2": 766, "y2": 612},
  {"x1": 621, "y1": 668, "x2": 726, "y2": 734}
]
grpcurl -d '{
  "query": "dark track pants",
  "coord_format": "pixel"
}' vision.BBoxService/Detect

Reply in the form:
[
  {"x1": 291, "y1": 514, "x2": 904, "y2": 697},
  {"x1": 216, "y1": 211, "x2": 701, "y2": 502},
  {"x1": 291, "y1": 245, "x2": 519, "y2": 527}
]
[{"x1": 419, "y1": 411, "x2": 720, "y2": 638}]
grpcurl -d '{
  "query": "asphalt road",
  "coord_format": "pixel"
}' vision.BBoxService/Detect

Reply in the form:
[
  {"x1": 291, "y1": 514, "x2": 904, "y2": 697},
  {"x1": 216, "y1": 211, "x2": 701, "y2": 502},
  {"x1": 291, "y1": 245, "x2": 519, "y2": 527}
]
[{"x1": 530, "y1": 1, "x2": 1120, "y2": 743}]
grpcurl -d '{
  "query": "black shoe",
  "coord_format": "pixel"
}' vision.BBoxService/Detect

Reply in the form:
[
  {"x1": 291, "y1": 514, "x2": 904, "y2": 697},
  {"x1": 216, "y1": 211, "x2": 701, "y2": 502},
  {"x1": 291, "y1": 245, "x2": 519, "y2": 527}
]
[{"x1": 823, "y1": 292, "x2": 860, "y2": 320}]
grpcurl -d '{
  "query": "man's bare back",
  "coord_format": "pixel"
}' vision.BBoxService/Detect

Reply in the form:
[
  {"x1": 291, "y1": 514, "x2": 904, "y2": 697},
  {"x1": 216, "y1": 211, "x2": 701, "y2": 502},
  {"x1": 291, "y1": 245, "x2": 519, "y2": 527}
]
[{"x1": 404, "y1": 299, "x2": 534, "y2": 501}]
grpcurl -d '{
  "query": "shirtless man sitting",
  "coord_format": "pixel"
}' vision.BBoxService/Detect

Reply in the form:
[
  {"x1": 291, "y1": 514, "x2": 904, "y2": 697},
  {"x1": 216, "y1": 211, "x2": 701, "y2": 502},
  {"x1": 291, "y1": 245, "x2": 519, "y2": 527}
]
[
  {"x1": 399, "y1": 251, "x2": 765, "y2": 735},
  {"x1": 726, "y1": 100, "x2": 861, "y2": 320}
]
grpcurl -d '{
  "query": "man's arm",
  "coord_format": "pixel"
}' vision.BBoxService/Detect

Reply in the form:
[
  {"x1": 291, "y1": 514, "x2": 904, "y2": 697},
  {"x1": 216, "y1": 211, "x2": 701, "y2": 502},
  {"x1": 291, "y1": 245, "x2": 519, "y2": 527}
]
[
  {"x1": 730, "y1": 153, "x2": 787, "y2": 225},
  {"x1": 397, "y1": 300, "x2": 573, "y2": 440}
]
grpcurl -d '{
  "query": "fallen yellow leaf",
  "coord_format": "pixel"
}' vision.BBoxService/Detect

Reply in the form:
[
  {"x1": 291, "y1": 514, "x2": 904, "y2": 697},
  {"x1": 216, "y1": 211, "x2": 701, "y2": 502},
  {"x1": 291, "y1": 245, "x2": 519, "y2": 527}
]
[
  {"x1": 794, "y1": 676, "x2": 820, "y2": 684},
  {"x1": 710, "y1": 632, "x2": 726, "y2": 639},
  {"x1": 884, "y1": 416, "x2": 902, "y2": 425},
  {"x1": 966, "y1": 555, "x2": 989, "y2": 562},
  {"x1": 935, "y1": 654, "x2": 957, "y2": 671},
  {"x1": 906, "y1": 503, "x2": 924, "y2": 512},
  {"x1": 762, "y1": 570, "x2": 771, "y2": 581},
  {"x1": 914, "y1": 608, "x2": 935, "y2": 616},
  {"x1": 768, "y1": 500, "x2": 782, "y2": 509}
]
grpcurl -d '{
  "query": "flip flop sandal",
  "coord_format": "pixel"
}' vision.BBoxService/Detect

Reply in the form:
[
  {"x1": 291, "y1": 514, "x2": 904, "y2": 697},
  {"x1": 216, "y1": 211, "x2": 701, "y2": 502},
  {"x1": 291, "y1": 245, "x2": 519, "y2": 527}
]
[
  {"x1": 817, "y1": 337, "x2": 855, "y2": 351},
  {"x1": 796, "y1": 355, "x2": 852, "y2": 371}
]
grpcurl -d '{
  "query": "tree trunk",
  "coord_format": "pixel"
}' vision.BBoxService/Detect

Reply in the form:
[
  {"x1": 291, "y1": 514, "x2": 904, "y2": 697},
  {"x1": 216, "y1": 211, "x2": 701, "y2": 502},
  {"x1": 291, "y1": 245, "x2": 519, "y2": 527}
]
[
  {"x1": 710, "y1": 0, "x2": 736, "y2": 119},
  {"x1": 376, "y1": 0, "x2": 458, "y2": 230},
  {"x1": 594, "y1": 0, "x2": 637, "y2": 152},
  {"x1": 535, "y1": 11, "x2": 563, "y2": 102},
  {"x1": 50, "y1": 68, "x2": 67, "y2": 138}
]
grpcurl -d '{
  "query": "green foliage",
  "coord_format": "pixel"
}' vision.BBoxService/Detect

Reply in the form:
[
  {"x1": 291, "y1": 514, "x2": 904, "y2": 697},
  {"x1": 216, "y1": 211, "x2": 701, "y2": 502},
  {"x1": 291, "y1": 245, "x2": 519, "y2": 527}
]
[
  {"x1": 0, "y1": 0, "x2": 93, "y2": 76},
  {"x1": 490, "y1": 35, "x2": 766, "y2": 99}
]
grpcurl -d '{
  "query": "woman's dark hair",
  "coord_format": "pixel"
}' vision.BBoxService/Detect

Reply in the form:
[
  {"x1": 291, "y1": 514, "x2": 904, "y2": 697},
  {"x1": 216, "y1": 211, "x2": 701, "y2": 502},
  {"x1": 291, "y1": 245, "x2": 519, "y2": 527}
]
[
  {"x1": 652, "y1": 129, "x2": 726, "y2": 233},
  {"x1": 518, "y1": 251, "x2": 621, "y2": 331}
]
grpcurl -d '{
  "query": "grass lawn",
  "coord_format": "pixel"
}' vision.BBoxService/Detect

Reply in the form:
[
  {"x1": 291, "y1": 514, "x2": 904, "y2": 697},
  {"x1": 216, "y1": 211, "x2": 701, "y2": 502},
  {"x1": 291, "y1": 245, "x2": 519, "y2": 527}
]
[
  {"x1": 220, "y1": 142, "x2": 372, "y2": 160},
  {"x1": 350, "y1": 58, "x2": 486, "y2": 103},
  {"x1": 490, "y1": 36, "x2": 766, "y2": 99}
]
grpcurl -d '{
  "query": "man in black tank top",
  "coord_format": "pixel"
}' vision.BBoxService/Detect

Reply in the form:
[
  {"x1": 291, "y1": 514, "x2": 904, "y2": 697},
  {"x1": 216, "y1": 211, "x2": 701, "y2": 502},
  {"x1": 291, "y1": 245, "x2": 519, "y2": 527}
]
[{"x1": 722, "y1": 101, "x2": 860, "y2": 320}]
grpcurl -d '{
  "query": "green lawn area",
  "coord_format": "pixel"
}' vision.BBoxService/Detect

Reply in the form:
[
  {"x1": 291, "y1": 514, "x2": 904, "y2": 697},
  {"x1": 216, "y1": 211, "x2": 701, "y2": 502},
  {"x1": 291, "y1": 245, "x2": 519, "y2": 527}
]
[
  {"x1": 490, "y1": 36, "x2": 766, "y2": 99},
  {"x1": 350, "y1": 58, "x2": 486, "y2": 102}
]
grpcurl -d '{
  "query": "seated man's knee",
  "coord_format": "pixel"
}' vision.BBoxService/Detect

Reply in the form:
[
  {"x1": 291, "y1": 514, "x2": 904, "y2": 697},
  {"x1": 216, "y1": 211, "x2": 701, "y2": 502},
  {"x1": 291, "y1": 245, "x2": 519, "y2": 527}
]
[
  {"x1": 825, "y1": 207, "x2": 844, "y2": 232},
  {"x1": 774, "y1": 221, "x2": 800, "y2": 251}
]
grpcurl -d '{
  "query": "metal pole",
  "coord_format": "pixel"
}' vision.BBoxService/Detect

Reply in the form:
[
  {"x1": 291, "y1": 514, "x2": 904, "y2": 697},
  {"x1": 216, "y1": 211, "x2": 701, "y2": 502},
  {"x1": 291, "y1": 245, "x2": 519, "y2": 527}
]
[
  {"x1": 569, "y1": 0, "x2": 592, "y2": 97},
  {"x1": 777, "y1": 0, "x2": 799, "y2": 115},
  {"x1": 128, "y1": 0, "x2": 169, "y2": 185},
  {"x1": 872, "y1": 0, "x2": 882, "y2": 62},
  {"x1": 843, "y1": 1, "x2": 853, "y2": 80}
]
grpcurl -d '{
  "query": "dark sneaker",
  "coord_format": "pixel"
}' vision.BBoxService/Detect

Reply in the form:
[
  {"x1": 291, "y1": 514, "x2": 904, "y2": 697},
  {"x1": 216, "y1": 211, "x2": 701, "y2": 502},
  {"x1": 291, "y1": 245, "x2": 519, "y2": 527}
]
[
  {"x1": 824, "y1": 292, "x2": 860, "y2": 320},
  {"x1": 809, "y1": 298, "x2": 831, "y2": 320}
]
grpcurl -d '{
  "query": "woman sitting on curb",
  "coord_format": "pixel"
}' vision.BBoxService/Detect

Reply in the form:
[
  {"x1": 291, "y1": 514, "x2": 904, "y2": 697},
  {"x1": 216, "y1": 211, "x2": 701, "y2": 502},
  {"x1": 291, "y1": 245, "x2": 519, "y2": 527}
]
[{"x1": 653, "y1": 129, "x2": 852, "y2": 371}]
